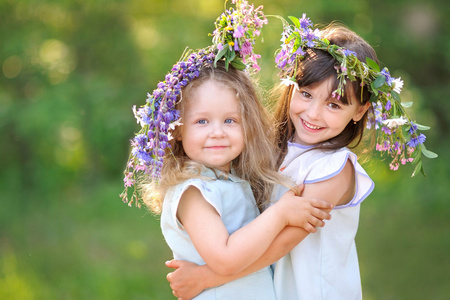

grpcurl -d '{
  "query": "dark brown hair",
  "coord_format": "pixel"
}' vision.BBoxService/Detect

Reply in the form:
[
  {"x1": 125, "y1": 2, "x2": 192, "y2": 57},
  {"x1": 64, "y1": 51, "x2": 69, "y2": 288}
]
[{"x1": 272, "y1": 24, "x2": 378, "y2": 167}]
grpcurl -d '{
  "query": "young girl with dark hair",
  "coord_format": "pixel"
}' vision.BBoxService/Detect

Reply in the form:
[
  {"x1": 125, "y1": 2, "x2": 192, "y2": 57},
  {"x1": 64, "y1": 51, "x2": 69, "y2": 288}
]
[{"x1": 165, "y1": 14, "x2": 434, "y2": 300}]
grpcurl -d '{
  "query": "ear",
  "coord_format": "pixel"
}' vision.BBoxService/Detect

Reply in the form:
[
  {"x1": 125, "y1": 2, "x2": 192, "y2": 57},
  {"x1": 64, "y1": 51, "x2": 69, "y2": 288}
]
[{"x1": 353, "y1": 102, "x2": 371, "y2": 122}]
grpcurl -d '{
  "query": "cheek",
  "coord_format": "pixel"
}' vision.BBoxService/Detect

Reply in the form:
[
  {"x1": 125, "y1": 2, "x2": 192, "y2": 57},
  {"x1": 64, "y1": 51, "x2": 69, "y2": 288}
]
[
  {"x1": 289, "y1": 101, "x2": 297, "y2": 116},
  {"x1": 289, "y1": 95, "x2": 305, "y2": 112}
]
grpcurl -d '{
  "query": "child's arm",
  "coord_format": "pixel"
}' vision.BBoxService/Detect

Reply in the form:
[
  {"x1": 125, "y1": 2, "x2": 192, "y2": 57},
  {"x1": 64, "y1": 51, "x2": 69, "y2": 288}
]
[
  {"x1": 177, "y1": 186, "x2": 331, "y2": 276},
  {"x1": 301, "y1": 159, "x2": 356, "y2": 207},
  {"x1": 167, "y1": 160, "x2": 355, "y2": 298},
  {"x1": 166, "y1": 225, "x2": 310, "y2": 299}
]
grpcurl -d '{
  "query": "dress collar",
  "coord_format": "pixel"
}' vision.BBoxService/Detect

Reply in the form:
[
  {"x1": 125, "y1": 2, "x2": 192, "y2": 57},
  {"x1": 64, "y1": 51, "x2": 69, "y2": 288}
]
[{"x1": 200, "y1": 166, "x2": 245, "y2": 183}]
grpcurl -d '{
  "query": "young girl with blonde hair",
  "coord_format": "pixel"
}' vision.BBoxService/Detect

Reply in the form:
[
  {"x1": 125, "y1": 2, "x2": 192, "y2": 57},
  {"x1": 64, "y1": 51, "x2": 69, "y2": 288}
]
[{"x1": 122, "y1": 4, "x2": 332, "y2": 299}]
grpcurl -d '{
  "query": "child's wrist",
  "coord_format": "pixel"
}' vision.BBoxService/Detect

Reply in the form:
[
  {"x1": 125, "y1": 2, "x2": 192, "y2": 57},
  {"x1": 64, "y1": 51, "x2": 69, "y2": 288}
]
[
  {"x1": 267, "y1": 200, "x2": 290, "y2": 227},
  {"x1": 200, "y1": 264, "x2": 219, "y2": 288}
]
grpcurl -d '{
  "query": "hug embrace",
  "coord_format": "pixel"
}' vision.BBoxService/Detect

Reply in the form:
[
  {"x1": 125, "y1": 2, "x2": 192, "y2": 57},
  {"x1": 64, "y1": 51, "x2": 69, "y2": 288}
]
[{"x1": 121, "y1": 1, "x2": 437, "y2": 299}]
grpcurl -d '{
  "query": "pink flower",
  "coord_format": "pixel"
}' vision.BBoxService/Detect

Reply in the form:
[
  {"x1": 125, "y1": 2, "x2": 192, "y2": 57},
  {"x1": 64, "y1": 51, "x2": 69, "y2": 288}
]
[
  {"x1": 390, "y1": 161, "x2": 399, "y2": 170},
  {"x1": 240, "y1": 41, "x2": 253, "y2": 56},
  {"x1": 123, "y1": 172, "x2": 135, "y2": 187}
]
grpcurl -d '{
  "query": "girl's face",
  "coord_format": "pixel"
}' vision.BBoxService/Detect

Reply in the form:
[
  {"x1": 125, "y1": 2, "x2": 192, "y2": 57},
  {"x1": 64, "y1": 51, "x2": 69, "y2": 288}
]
[
  {"x1": 290, "y1": 76, "x2": 370, "y2": 146},
  {"x1": 180, "y1": 80, "x2": 245, "y2": 173}
]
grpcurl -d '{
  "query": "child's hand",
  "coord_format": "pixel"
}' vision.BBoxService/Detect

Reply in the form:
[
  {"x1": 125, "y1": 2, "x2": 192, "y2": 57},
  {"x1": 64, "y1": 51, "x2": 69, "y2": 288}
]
[
  {"x1": 166, "y1": 260, "x2": 208, "y2": 300},
  {"x1": 277, "y1": 189, "x2": 333, "y2": 233}
]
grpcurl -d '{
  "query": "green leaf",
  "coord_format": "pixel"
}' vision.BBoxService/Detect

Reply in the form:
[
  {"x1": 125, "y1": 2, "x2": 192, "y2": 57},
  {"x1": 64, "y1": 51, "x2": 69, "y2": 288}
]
[
  {"x1": 411, "y1": 148, "x2": 421, "y2": 158},
  {"x1": 373, "y1": 75, "x2": 386, "y2": 89},
  {"x1": 230, "y1": 59, "x2": 246, "y2": 70},
  {"x1": 370, "y1": 93, "x2": 378, "y2": 102},
  {"x1": 391, "y1": 91, "x2": 401, "y2": 102},
  {"x1": 421, "y1": 144, "x2": 438, "y2": 159},
  {"x1": 401, "y1": 102, "x2": 413, "y2": 108},
  {"x1": 378, "y1": 84, "x2": 392, "y2": 93},
  {"x1": 366, "y1": 57, "x2": 380, "y2": 72},
  {"x1": 420, "y1": 167, "x2": 427, "y2": 177},
  {"x1": 370, "y1": 82, "x2": 379, "y2": 96},
  {"x1": 416, "y1": 123, "x2": 431, "y2": 130},
  {"x1": 214, "y1": 47, "x2": 229, "y2": 67},
  {"x1": 288, "y1": 16, "x2": 301, "y2": 29},
  {"x1": 229, "y1": 49, "x2": 236, "y2": 62},
  {"x1": 403, "y1": 125, "x2": 411, "y2": 136},
  {"x1": 411, "y1": 159, "x2": 423, "y2": 177}
]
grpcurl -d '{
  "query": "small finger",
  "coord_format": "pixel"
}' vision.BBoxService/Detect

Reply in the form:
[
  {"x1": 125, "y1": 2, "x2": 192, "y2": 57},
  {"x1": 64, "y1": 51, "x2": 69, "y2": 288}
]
[
  {"x1": 166, "y1": 259, "x2": 180, "y2": 269},
  {"x1": 305, "y1": 223, "x2": 317, "y2": 233},
  {"x1": 308, "y1": 217, "x2": 324, "y2": 228},
  {"x1": 312, "y1": 208, "x2": 331, "y2": 220},
  {"x1": 314, "y1": 199, "x2": 334, "y2": 209},
  {"x1": 315, "y1": 219, "x2": 325, "y2": 227}
]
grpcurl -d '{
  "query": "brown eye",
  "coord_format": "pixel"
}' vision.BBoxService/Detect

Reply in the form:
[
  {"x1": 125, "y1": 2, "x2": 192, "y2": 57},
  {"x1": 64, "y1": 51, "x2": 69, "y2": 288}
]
[
  {"x1": 301, "y1": 91, "x2": 312, "y2": 98},
  {"x1": 328, "y1": 102, "x2": 340, "y2": 109}
]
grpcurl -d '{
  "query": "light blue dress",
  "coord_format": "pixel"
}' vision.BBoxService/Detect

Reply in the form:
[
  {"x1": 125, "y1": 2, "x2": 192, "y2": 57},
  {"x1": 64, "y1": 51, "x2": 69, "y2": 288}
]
[{"x1": 161, "y1": 167, "x2": 276, "y2": 300}]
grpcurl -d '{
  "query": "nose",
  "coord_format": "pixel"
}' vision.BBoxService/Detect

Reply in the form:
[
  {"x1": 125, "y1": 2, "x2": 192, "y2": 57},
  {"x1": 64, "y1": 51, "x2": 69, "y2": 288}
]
[
  {"x1": 209, "y1": 122, "x2": 226, "y2": 138},
  {"x1": 306, "y1": 101, "x2": 321, "y2": 121}
]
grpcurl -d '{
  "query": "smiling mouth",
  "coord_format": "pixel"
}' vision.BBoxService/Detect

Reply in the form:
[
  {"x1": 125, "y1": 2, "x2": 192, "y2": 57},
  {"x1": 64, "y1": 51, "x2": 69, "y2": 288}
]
[{"x1": 302, "y1": 119, "x2": 324, "y2": 130}]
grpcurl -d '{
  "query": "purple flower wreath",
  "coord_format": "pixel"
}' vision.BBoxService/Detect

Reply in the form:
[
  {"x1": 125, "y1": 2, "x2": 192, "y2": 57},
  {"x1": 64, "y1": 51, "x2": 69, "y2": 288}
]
[{"x1": 121, "y1": 1, "x2": 268, "y2": 207}]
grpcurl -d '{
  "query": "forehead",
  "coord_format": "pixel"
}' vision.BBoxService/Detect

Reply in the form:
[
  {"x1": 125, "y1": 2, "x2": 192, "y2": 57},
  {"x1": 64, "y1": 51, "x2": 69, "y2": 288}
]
[
  {"x1": 302, "y1": 75, "x2": 360, "y2": 106},
  {"x1": 184, "y1": 80, "x2": 240, "y2": 115}
]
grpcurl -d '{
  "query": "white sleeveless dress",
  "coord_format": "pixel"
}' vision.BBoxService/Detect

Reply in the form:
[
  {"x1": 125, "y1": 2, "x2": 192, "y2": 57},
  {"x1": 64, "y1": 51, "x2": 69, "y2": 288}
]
[{"x1": 273, "y1": 142, "x2": 374, "y2": 300}]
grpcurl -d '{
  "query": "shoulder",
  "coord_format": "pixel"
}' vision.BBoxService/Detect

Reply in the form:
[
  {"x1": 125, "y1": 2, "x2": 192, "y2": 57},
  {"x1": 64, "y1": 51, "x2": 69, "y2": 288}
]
[
  {"x1": 170, "y1": 177, "x2": 221, "y2": 205},
  {"x1": 163, "y1": 177, "x2": 224, "y2": 229},
  {"x1": 302, "y1": 148, "x2": 374, "y2": 208},
  {"x1": 305, "y1": 148, "x2": 354, "y2": 183}
]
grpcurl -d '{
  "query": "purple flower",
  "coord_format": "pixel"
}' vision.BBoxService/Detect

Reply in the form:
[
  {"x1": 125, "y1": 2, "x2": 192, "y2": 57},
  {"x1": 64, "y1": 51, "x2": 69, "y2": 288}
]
[
  {"x1": 381, "y1": 126, "x2": 391, "y2": 135},
  {"x1": 294, "y1": 47, "x2": 305, "y2": 57},
  {"x1": 408, "y1": 122, "x2": 418, "y2": 134},
  {"x1": 135, "y1": 148, "x2": 152, "y2": 163},
  {"x1": 299, "y1": 13, "x2": 313, "y2": 29},
  {"x1": 385, "y1": 100, "x2": 391, "y2": 111},
  {"x1": 407, "y1": 133, "x2": 426, "y2": 148},
  {"x1": 275, "y1": 50, "x2": 288, "y2": 69},
  {"x1": 342, "y1": 49, "x2": 356, "y2": 57},
  {"x1": 234, "y1": 25, "x2": 245, "y2": 38},
  {"x1": 234, "y1": 39, "x2": 240, "y2": 51},
  {"x1": 134, "y1": 134, "x2": 148, "y2": 147},
  {"x1": 381, "y1": 68, "x2": 393, "y2": 86},
  {"x1": 303, "y1": 28, "x2": 318, "y2": 47}
]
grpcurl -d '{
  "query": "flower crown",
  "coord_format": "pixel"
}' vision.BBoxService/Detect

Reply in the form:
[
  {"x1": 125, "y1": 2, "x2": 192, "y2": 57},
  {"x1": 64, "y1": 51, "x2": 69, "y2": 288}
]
[
  {"x1": 120, "y1": 0, "x2": 268, "y2": 207},
  {"x1": 275, "y1": 14, "x2": 437, "y2": 176}
]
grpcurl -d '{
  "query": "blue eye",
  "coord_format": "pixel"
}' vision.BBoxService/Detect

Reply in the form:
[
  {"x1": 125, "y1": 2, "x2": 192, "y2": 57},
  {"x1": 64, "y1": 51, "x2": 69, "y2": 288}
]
[
  {"x1": 197, "y1": 119, "x2": 207, "y2": 124},
  {"x1": 224, "y1": 118, "x2": 235, "y2": 124}
]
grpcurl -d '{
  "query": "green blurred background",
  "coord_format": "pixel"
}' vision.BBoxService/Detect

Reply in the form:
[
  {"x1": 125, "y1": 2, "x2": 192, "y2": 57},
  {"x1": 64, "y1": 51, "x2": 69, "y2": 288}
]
[{"x1": 1, "y1": 0, "x2": 449, "y2": 299}]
